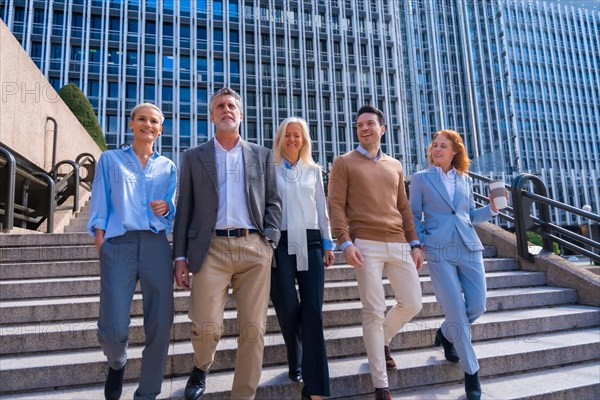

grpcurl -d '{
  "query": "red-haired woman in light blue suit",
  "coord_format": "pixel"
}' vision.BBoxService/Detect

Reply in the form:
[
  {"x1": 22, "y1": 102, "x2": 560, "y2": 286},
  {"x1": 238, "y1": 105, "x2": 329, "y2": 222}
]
[{"x1": 409, "y1": 130, "x2": 504, "y2": 400}]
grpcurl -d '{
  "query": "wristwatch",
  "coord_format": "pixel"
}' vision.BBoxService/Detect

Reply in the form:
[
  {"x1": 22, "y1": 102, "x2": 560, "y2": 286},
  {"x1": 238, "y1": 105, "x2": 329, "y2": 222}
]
[{"x1": 410, "y1": 244, "x2": 422, "y2": 250}]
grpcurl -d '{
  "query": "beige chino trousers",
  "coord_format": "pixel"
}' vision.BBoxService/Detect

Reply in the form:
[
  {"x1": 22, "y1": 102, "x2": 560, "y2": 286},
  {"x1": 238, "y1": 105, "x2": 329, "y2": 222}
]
[
  {"x1": 353, "y1": 238, "x2": 423, "y2": 389},
  {"x1": 189, "y1": 233, "x2": 272, "y2": 400}
]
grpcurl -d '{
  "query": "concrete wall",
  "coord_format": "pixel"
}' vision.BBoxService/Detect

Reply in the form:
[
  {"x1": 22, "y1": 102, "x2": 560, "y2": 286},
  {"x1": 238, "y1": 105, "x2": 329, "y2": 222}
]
[
  {"x1": 477, "y1": 223, "x2": 600, "y2": 307},
  {"x1": 0, "y1": 21, "x2": 101, "y2": 171}
]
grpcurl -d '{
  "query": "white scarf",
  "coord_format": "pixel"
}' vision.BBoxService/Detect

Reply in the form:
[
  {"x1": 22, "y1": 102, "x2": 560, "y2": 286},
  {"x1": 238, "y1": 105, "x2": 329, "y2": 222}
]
[{"x1": 278, "y1": 160, "x2": 310, "y2": 271}]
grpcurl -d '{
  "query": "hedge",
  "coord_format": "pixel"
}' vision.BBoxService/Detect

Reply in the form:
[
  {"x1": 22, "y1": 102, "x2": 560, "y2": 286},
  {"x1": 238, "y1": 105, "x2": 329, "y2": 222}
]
[{"x1": 58, "y1": 83, "x2": 107, "y2": 151}]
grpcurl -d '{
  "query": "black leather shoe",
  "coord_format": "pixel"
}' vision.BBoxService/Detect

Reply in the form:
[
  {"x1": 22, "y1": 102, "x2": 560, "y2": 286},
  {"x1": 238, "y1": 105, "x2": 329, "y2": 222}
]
[
  {"x1": 434, "y1": 328, "x2": 460, "y2": 363},
  {"x1": 104, "y1": 366, "x2": 125, "y2": 400},
  {"x1": 288, "y1": 370, "x2": 302, "y2": 382},
  {"x1": 300, "y1": 392, "x2": 311, "y2": 400},
  {"x1": 184, "y1": 367, "x2": 208, "y2": 400},
  {"x1": 464, "y1": 371, "x2": 481, "y2": 400}
]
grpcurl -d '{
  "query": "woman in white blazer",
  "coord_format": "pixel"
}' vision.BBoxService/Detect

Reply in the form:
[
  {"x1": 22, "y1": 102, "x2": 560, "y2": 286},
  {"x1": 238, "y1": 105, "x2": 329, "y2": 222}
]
[
  {"x1": 270, "y1": 117, "x2": 335, "y2": 400},
  {"x1": 409, "y1": 130, "x2": 502, "y2": 400}
]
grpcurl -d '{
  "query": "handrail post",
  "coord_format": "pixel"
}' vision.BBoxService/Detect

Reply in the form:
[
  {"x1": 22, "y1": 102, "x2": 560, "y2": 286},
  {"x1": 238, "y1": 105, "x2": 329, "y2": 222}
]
[
  {"x1": 46, "y1": 117, "x2": 58, "y2": 171},
  {"x1": 512, "y1": 174, "x2": 533, "y2": 261},
  {"x1": 511, "y1": 173, "x2": 554, "y2": 261},
  {"x1": 0, "y1": 147, "x2": 16, "y2": 232},
  {"x1": 32, "y1": 172, "x2": 56, "y2": 233},
  {"x1": 51, "y1": 160, "x2": 80, "y2": 212}
]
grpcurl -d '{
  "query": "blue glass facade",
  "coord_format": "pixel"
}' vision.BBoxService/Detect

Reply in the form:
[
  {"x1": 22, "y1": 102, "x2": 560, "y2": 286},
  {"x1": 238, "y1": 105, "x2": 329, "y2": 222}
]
[{"x1": 1, "y1": 0, "x2": 598, "y2": 222}]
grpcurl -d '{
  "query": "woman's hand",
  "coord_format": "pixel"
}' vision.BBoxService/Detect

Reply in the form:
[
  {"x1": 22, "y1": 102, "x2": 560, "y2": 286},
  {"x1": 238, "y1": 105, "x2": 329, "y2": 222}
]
[
  {"x1": 94, "y1": 229, "x2": 105, "y2": 253},
  {"x1": 324, "y1": 250, "x2": 335, "y2": 268},
  {"x1": 489, "y1": 188, "x2": 509, "y2": 213},
  {"x1": 150, "y1": 200, "x2": 169, "y2": 216}
]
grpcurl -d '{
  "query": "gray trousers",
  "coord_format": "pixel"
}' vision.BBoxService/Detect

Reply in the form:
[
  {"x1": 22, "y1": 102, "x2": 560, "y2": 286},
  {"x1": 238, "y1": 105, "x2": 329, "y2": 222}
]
[{"x1": 98, "y1": 230, "x2": 174, "y2": 400}]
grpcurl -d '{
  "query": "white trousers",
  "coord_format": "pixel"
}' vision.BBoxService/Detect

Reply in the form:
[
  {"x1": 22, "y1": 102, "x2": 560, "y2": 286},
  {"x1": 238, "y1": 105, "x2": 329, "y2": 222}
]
[{"x1": 353, "y1": 238, "x2": 423, "y2": 388}]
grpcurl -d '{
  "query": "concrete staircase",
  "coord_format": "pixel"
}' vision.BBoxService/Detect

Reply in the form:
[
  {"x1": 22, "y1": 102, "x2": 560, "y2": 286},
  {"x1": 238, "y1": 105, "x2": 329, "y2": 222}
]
[{"x1": 1, "y1": 208, "x2": 599, "y2": 399}]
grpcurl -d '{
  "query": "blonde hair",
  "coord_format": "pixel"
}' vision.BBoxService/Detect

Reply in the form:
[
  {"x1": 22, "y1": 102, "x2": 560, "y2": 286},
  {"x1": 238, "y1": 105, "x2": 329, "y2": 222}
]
[
  {"x1": 273, "y1": 117, "x2": 315, "y2": 165},
  {"x1": 427, "y1": 129, "x2": 471, "y2": 174},
  {"x1": 130, "y1": 103, "x2": 164, "y2": 124}
]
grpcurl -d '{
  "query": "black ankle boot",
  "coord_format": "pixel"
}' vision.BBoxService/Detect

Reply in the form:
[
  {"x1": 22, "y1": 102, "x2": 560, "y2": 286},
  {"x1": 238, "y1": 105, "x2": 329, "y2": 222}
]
[
  {"x1": 104, "y1": 366, "x2": 125, "y2": 400},
  {"x1": 464, "y1": 371, "x2": 481, "y2": 400},
  {"x1": 433, "y1": 328, "x2": 459, "y2": 363}
]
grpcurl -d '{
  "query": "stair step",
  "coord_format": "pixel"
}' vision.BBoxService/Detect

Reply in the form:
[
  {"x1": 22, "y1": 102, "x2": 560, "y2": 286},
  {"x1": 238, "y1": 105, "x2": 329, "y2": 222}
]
[
  {"x1": 67, "y1": 219, "x2": 89, "y2": 227},
  {"x1": 0, "y1": 257, "x2": 518, "y2": 281},
  {"x1": 74, "y1": 211, "x2": 90, "y2": 219},
  {"x1": 0, "y1": 244, "x2": 498, "y2": 263},
  {"x1": 0, "y1": 271, "x2": 566, "y2": 324},
  {"x1": 0, "y1": 245, "x2": 97, "y2": 262},
  {"x1": 0, "y1": 288, "x2": 584, "y2": 355},
  {"x1": 387, "y1": 361, "x2": 600, "y2": 399},
  {"x1": 63, "y1": 225, "x2": 88, "y2": 233},
  {"x1": 3, "y1": 327, "x2": 598, "y2": 397},
  {"x1": 0, "y1": 269, "x2": 543, "y2": 300},
  {"x1": 0, "y1": 233, "x2": 93, "y2": 247},
  {"x1": 0, "y1": 260, "x2": 100, "y2": 280}
]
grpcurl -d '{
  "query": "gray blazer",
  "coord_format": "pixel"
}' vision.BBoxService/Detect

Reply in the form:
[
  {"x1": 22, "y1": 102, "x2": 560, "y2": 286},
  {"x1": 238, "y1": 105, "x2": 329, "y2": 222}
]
[{"x1": 173, "y1": 138, "x2": 282, "y2": 273}]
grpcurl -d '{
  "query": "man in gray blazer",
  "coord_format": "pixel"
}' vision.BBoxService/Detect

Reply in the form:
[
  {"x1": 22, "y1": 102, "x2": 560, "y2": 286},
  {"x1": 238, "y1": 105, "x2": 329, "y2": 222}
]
[{"x1": 173, "y1": 87, "x2": 282, "y2": 400}]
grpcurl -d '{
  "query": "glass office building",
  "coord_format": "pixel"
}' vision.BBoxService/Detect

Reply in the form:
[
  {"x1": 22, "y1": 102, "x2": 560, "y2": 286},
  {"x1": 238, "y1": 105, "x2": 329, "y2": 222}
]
[{"x1": 1, "y1": 0, "x2": 598, "y2": 222}]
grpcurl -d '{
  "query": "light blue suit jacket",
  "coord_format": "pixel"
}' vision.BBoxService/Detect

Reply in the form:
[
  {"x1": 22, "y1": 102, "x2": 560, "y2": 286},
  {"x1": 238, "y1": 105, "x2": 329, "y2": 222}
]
[{"x1": 409, "y1": 167, "x2": 494, "y2": 252}]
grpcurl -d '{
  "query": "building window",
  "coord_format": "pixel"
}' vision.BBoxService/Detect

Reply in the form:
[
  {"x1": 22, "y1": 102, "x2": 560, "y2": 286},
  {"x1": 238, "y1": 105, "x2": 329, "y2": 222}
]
[
  {"x1": 88, "y1": 81, "x2": 99, "y2": 97},
  {"x1": 108, "y1": 82, "x2": 119, "y2": 98},
  {"x1": 180, "y1": 87, "x2": 191, "y2": 102},
  {"x1": 146, "y1": 20, "x2": 156, "y2": 35},
  {"x1": 163, "y1": 55, "x2": 174, "y2": 70},
  {"x1": 31, "y1": 42, "x2": 43, "y2": 58},
  {"x1": 145, "y1": 84, "x2": 155, "y2": 101},
  {"x1": 145, "y1": 52, "x2": 156, "y2": 67},
  {"x1": 126, "y1": 83, "x2": 137, "y2": 99},
  {"x1": 162, "y1": 86, "x2": 173, "y2": 102},
  {"x1": 197, "y1": 88, "x2": 208, "y2": 105}
]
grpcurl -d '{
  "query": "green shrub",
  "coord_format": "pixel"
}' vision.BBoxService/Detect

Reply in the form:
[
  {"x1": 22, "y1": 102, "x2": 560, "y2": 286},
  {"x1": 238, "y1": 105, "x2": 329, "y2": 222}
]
[
  {"x1": 527, "y1": 231, "x2": 560, "y2": 254},
  {"x1": 58, "y1": 83, "x2": 107, "y2": 151}
]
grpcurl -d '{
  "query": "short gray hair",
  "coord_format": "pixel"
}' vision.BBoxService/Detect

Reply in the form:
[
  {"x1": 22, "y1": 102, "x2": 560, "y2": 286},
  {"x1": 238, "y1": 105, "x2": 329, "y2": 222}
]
[
  {"x1": 130, "y1": 103, "x2": 165, "y2": 124},
  {"x1": 209, "y1": 87, "x2": 243, "y2": 113}
]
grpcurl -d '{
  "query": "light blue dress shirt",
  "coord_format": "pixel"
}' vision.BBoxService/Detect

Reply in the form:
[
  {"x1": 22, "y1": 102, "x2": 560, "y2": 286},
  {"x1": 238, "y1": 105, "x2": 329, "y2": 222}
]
[
  {"x1": 87, "y1": 145, "x2": 177, "y2": 240},
  {"x1": 339, "y1": 146, "x2": 420, "y2": 251}
]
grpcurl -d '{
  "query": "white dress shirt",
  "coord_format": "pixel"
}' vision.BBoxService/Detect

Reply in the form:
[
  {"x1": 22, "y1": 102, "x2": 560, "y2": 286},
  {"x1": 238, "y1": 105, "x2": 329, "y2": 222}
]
[
  {"x1": 433, "y1": 165, "x2": 457, "y2": 201},
  {"x1": 214, "y1": 137, "x2": 255, "y2": 230}
]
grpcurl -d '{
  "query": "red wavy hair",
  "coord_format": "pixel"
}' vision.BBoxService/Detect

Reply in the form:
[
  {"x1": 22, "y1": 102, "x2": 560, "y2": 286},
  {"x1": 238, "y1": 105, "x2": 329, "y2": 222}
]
[{"x1": 427, "y1": 129, "x2": 471, "y2": 174}]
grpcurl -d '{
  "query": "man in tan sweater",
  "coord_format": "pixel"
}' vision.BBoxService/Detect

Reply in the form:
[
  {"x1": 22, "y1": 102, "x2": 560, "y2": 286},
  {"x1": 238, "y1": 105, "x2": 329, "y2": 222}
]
[{"x1": 328, "y1": 105, "x2": 423, "y2": 400}]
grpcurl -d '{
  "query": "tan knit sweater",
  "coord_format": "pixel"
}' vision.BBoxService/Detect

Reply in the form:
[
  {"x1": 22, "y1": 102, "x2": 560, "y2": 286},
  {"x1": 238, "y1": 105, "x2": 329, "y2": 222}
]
[{"x1": 327, "y1": 150, "x2": 418, "y2": 245}]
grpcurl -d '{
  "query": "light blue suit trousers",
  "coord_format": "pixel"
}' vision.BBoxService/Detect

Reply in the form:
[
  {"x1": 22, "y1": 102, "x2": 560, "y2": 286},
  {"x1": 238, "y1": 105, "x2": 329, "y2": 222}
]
[
  {"x1": 410, "y1": 167, "x2": 495, "y2": 374},
  {"x1": 426, "y1": 230, "x2": 486, "y2": 374}
]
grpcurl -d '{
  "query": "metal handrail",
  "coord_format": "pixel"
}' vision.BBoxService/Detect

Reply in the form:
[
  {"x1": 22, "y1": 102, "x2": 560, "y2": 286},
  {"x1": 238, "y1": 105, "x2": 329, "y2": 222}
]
[
  {"x1": 0, "y1": 145, "x2": 94, "y2": 233},
  {"x1": 51, "y1": 160, "x2": 80, "y2": 212},
  {"x1": 75, "y1": 152, "x2": 96, "y2": 191},
  {"x1": 0, "y1": 147, "x2": 16, "y2": 232},
  {"x1": 30, "y1": 172, "x2": 56, "y2": 233},
  {"x1": 468, "y1": 171, "x2": 599, "y2": 263}
]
